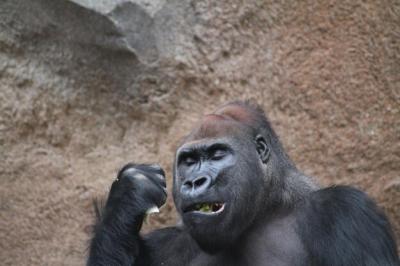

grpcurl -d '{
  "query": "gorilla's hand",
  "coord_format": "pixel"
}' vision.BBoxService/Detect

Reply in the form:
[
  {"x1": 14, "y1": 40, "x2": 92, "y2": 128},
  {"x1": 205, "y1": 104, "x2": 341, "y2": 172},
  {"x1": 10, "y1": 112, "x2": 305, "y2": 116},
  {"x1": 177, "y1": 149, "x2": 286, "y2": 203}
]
[
  {"x1": 102, "y1": 163, "x2": 167, "y2": 229},
  {"x1": 88, "y1": 164, "x2": 167, "y2": 265}
]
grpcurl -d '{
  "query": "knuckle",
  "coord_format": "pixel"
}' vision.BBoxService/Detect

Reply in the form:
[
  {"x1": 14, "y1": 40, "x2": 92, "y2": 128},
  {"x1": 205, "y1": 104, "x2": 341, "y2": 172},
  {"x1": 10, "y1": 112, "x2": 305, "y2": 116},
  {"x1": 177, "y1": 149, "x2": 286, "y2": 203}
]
[
  {"x1": 155, "y1": 173, "x2": 166, "y2": 181},
  {"x1": 132, "y1": 172, "x2": 148, "y2": 180},
  {"x1": 148, "y1": 164, "x2": 162, "y2": 171},
  {"x1": 121, "y1": 168, "x2": 151, "y2": 182},
  {"x1": 120, "y1": 166, "x2": 138, "y2": 177},
  {"x1": 146, "y1": 164, "x2": 165, "y2": 176}
]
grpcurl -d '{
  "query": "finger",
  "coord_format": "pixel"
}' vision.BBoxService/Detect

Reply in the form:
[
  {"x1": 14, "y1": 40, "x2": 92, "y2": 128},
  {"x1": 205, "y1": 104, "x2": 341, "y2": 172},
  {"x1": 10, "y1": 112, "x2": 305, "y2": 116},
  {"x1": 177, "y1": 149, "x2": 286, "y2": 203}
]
[
  {"x1": 147, "y1": 164, "x2": 165, "y2": 176},
  {"x1": 134, "y1": 164, "x2": 165, "y2": 176},
  {"x1": 143, "y1": 180, "x2": 167, "y2": 208},
  {"x1": 134, "y1": 168, "x2": 166, "y2": 189},
  {"x1": 120, "y1": 166, "x2": 167, "y2": 195}
]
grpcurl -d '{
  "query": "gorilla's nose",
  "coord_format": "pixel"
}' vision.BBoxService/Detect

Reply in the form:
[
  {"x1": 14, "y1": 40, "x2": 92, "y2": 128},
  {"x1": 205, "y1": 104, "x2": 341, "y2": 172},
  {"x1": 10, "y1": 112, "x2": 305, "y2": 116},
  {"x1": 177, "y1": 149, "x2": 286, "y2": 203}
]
[{"x1": 181, "y1": 176, "x2": 212, "y2": 197}]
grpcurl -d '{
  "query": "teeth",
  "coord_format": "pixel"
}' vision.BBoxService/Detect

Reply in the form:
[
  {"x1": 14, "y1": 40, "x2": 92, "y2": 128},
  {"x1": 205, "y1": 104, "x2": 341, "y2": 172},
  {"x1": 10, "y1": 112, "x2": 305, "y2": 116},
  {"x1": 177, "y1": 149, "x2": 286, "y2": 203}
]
[{"x1": 212, "y1": 203, "x2": 222, "y2": 212}]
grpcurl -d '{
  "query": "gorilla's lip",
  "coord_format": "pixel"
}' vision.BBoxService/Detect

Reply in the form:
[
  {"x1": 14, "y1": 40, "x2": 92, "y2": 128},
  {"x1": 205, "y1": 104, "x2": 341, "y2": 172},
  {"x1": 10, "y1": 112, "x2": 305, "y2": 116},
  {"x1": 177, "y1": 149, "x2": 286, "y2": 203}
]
[{"x1": 183, "y1": 202, "x2": 225, "y2": 215}]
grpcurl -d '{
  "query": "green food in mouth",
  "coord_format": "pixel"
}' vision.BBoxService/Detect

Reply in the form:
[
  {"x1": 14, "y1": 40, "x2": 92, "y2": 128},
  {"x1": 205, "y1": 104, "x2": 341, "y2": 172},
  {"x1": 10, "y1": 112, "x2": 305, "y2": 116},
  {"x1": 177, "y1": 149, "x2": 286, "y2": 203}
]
[{"x1": 194, "y1": 203, "x2": 224, "y2": 213}]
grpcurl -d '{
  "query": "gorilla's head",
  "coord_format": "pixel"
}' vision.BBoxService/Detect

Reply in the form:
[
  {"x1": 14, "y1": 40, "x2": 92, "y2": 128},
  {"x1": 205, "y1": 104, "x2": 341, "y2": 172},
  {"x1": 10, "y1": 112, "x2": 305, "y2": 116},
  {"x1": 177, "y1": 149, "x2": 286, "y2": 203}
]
[{"x1": 172, "y1": 101, "x2": 295, "y2": 252}]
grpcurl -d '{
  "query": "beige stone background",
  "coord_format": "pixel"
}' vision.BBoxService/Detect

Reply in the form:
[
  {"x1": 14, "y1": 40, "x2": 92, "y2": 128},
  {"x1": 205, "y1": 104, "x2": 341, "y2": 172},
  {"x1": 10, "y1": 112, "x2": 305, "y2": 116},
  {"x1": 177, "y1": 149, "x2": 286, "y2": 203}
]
[{"x1": 0, "y1": 0, "x2": 399, "y2": 265}]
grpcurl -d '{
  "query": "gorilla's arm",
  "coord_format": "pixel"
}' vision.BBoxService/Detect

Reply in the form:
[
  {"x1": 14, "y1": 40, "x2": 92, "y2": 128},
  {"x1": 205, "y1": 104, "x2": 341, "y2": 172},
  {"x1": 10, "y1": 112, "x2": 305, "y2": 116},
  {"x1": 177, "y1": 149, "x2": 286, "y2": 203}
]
[
  {"x1": 87, "y1": 164, "x2": 174, "y2": 266},
  {"x1": 142, "y1": 227, "x2": 201, "y2": 265},
  {"x1": 297, "y1": 186, "x2": 399, "y2": 266}
]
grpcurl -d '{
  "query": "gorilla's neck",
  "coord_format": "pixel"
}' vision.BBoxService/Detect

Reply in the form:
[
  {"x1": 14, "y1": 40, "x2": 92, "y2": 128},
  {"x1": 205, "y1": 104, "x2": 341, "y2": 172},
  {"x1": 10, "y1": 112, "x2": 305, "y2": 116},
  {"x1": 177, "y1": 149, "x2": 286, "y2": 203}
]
[
  {"x1": 264, "y1": 165, "x2": 318, "y2": 215},
  {"x1": 282, "y1": 170, "x2": 319, "y2": 205}
]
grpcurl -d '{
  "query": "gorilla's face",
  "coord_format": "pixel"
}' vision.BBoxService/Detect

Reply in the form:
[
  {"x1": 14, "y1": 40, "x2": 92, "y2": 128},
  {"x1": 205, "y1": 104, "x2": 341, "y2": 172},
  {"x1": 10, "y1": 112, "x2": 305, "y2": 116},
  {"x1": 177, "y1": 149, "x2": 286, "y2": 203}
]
[{"x1": 173, "y1": 134, "x2": 267, "y2": 252}]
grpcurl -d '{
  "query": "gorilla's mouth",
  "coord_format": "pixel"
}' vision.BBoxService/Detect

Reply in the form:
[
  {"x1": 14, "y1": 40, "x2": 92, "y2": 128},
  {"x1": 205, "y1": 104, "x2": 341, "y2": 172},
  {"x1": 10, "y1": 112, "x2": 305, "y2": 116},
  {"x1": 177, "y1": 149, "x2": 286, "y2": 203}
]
[{"x1": 184, "y1": 202, "x2": 225, "y2": 214}]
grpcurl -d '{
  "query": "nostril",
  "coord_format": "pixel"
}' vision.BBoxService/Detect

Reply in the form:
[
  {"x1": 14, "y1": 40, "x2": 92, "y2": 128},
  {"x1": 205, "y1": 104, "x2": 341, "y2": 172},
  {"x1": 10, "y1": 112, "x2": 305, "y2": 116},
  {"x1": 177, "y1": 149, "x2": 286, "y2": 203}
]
[
  {"x1": 181, "y1": 176, "x2": 211, "y2": 195},
  {"x1": 193, "y1": 176, "x2": 209, "y2": 189},
  {"x1": 183, "y1": 180, "x2": 193, "y2": 189}
]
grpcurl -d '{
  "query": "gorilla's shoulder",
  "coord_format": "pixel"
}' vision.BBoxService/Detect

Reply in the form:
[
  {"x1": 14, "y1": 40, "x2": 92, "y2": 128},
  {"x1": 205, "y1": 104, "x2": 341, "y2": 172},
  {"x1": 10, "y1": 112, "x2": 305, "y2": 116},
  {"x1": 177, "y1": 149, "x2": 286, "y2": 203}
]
[
  {"x1": 308, "y1": 185, "x2": 379, "y2": 210},
  {"x1": 296, "y1": 185, "x2": 399, "y2": 266}
]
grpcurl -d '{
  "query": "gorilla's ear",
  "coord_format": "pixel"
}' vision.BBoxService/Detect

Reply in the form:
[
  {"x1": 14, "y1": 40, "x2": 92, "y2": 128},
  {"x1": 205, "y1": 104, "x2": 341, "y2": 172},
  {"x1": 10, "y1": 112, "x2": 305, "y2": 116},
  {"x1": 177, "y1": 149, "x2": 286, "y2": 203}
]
[{"x1": 255, "y1": 135, "x2": 270, "y2": 163}]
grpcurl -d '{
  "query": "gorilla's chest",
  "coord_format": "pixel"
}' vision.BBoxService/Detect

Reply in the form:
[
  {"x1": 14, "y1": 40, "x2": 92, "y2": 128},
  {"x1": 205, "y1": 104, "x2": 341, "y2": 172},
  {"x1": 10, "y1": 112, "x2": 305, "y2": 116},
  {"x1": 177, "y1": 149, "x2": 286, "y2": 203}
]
[{"x1": 190, "y1": 215, "x2": 307, "y2": 266}]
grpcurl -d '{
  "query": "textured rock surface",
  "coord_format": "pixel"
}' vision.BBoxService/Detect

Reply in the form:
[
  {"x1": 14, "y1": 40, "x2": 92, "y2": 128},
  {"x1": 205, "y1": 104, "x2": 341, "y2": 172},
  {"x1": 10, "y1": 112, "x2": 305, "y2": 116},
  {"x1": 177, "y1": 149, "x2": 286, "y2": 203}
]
[{"x1": 0, "y1": 0, "x2": 399, "y2": 264}]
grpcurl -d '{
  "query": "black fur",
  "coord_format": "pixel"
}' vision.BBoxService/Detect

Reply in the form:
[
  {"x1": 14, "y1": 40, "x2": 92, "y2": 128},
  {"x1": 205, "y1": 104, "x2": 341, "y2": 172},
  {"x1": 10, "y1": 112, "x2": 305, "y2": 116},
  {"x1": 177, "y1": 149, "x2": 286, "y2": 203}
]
[
  {"x1": 87, "y1": 101, "x2": 399, "y2": 266},
  {"x1": 297, "y1": 186, "x2": 399, "y2": 266},
  {"x1": 87, "y1": 164, "x2": 166, "y2": 266}
]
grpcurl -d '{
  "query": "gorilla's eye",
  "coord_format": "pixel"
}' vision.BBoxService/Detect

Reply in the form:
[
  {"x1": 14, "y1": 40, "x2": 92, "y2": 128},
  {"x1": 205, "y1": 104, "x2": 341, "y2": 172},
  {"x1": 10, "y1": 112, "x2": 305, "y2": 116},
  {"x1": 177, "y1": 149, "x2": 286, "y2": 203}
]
[
  {"x1": 211, "y1": 150, "x2": 226, "y2": 161},
  {"x1": 183, "y1": 156, "x2": 197, "y2": 166},
  {"x1": 178, "y1": 150, "x2": 199, "y2": 166}
]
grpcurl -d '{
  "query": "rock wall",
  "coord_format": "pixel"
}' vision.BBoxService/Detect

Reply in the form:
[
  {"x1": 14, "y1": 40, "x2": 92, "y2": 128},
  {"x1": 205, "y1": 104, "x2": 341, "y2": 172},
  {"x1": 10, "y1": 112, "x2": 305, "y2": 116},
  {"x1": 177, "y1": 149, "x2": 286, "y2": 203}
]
[{"x1": 0, "y1": 0, "x2": 399, "y2": 264}]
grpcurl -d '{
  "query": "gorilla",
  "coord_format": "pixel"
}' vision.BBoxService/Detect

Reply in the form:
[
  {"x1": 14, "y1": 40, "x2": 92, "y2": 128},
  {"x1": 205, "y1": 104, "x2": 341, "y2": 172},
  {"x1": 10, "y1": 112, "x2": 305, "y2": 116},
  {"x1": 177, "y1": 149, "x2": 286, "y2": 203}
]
[{"x1": 87, "y1": 101, "x2": 399, "y2": 266}]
